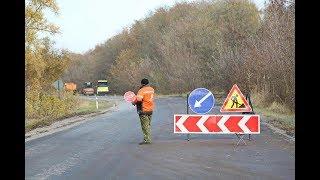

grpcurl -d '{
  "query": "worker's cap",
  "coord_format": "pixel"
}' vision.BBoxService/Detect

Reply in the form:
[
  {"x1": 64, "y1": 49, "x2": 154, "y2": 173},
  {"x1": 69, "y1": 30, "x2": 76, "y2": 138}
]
[{"x1": 141, "y1": 78, "x2": 149, "y2": 85}]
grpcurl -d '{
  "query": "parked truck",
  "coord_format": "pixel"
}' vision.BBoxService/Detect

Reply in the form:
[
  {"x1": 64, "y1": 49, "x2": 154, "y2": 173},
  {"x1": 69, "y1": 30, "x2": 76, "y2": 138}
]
[
  {"x1": 96, "y1": 80, "x2": 109, "y2": 95},
  {"x1": 82, "y1": 82, "x2": 95, "y2": 96}
]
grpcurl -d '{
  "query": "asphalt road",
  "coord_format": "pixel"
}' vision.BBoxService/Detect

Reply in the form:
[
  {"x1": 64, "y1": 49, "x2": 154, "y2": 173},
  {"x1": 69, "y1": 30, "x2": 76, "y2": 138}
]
[{"x1": 25, "y1": 97, "x2": 295, "y2": 180}]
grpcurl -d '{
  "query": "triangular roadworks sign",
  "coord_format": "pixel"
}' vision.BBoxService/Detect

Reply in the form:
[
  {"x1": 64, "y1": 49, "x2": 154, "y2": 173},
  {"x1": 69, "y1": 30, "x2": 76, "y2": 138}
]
[{"x1": 220, "y1": 84, "x2": 252, "y2": 113}]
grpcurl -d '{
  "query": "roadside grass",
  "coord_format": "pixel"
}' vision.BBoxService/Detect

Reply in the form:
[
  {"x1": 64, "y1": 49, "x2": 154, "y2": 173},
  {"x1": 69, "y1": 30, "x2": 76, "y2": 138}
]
[
  {"x1": 254, "y1": 106, "x2": 295, "y2": 136},
  {"x1": 251, "y1": 92, "x2": 295, "y2": 136},
  {"x1": 25, "y1": 99, "x2": 114, "y2": 132},
  {"x1": 74, "y1": 99, "x2": 113, "y2": 114},
  {"x1": 156, "y1": 93, "x2": 188, "y2": 98},
  {"x1": 157, "y1": 90, "x2": 225, "y2": 100}
]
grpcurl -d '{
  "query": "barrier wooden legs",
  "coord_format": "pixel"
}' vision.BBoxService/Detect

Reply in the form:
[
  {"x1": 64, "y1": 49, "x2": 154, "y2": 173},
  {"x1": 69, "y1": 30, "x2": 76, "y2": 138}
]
[
  {"x1": 235, "y1": 133, "x2": 247, "y2": 146},
  {"x1": 234, "y1": 133, "x2": 247, "y2": 150}
]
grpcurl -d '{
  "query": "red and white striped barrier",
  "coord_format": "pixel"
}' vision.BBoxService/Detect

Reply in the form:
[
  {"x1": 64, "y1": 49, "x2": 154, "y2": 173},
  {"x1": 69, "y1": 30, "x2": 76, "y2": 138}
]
[{"x1": 174, "y1": 114, "x2": 260, "y2": 134}]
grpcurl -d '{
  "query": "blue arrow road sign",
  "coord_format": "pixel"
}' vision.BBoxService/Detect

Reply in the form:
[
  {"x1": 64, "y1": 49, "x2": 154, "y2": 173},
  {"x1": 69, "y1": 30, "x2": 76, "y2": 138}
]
[{"x1": 188, "y1": 88, "x2": 215, "y2": 114}]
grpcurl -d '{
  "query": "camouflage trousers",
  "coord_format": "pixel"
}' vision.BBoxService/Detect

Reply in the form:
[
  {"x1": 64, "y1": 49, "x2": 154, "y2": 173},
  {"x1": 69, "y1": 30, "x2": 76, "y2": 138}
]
[{"x1": 139, "y1": 114, "x2": 152, "y2": 143}]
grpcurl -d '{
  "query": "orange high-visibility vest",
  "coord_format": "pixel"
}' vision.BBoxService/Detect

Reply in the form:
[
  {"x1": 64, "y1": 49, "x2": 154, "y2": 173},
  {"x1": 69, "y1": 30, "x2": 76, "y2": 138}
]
[{"x1": 135, "y1": 86, "x2": 155, "y2": 112}]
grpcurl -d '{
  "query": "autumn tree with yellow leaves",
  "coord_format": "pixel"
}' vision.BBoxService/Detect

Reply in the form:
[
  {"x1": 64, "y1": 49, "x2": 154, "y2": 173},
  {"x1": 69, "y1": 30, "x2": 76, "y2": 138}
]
[{"x1": 25, "y1": 0, "x2": 75, "y2": 125}]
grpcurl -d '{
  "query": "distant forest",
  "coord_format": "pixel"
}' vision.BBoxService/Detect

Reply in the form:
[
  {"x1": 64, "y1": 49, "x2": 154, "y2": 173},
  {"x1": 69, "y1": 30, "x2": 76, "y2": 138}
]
[{"x1": 63, "y1": 0, "x2": 294, "y2": 110}]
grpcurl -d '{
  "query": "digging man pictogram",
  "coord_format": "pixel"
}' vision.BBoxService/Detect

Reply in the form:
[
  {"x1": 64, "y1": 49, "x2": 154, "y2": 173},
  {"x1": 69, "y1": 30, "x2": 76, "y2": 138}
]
[{"x1": 231, "y1": 94, "x2": 245, "y2": 108}]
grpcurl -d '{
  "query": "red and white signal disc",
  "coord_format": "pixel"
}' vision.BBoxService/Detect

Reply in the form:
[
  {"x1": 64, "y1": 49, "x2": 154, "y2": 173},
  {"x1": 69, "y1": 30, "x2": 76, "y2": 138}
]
[{"x1": 124, "y1": 91, "x2": 136, "y2": 102}]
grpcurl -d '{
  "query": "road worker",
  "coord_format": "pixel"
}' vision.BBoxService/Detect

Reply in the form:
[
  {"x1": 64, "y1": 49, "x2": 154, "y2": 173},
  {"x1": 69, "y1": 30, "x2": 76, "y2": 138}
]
[{"x1": 132, "y1": 78, "x2": 155, "y2": 145}]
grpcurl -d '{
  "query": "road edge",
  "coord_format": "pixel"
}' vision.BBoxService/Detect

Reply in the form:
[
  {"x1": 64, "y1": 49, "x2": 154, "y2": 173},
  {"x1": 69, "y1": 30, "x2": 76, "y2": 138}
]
[
  {"x1": 25, "y1": 105, "x2": 119, "y2": 142},
  {"x1": 261, "y1": 116, "x2": 295, "y2": 143}
]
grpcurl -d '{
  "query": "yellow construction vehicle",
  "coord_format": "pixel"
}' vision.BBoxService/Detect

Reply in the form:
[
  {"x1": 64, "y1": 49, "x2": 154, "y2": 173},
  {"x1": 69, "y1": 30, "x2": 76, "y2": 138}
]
[{"x1": 96, "y1": 80, "x2": 109, "y2": 95}]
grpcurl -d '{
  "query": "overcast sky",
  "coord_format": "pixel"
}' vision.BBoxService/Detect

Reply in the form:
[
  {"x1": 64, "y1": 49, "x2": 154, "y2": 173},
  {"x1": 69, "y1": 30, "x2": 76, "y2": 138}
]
[{"x1": 45, "y1": 0, "x2": 267, "y2": 54}]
